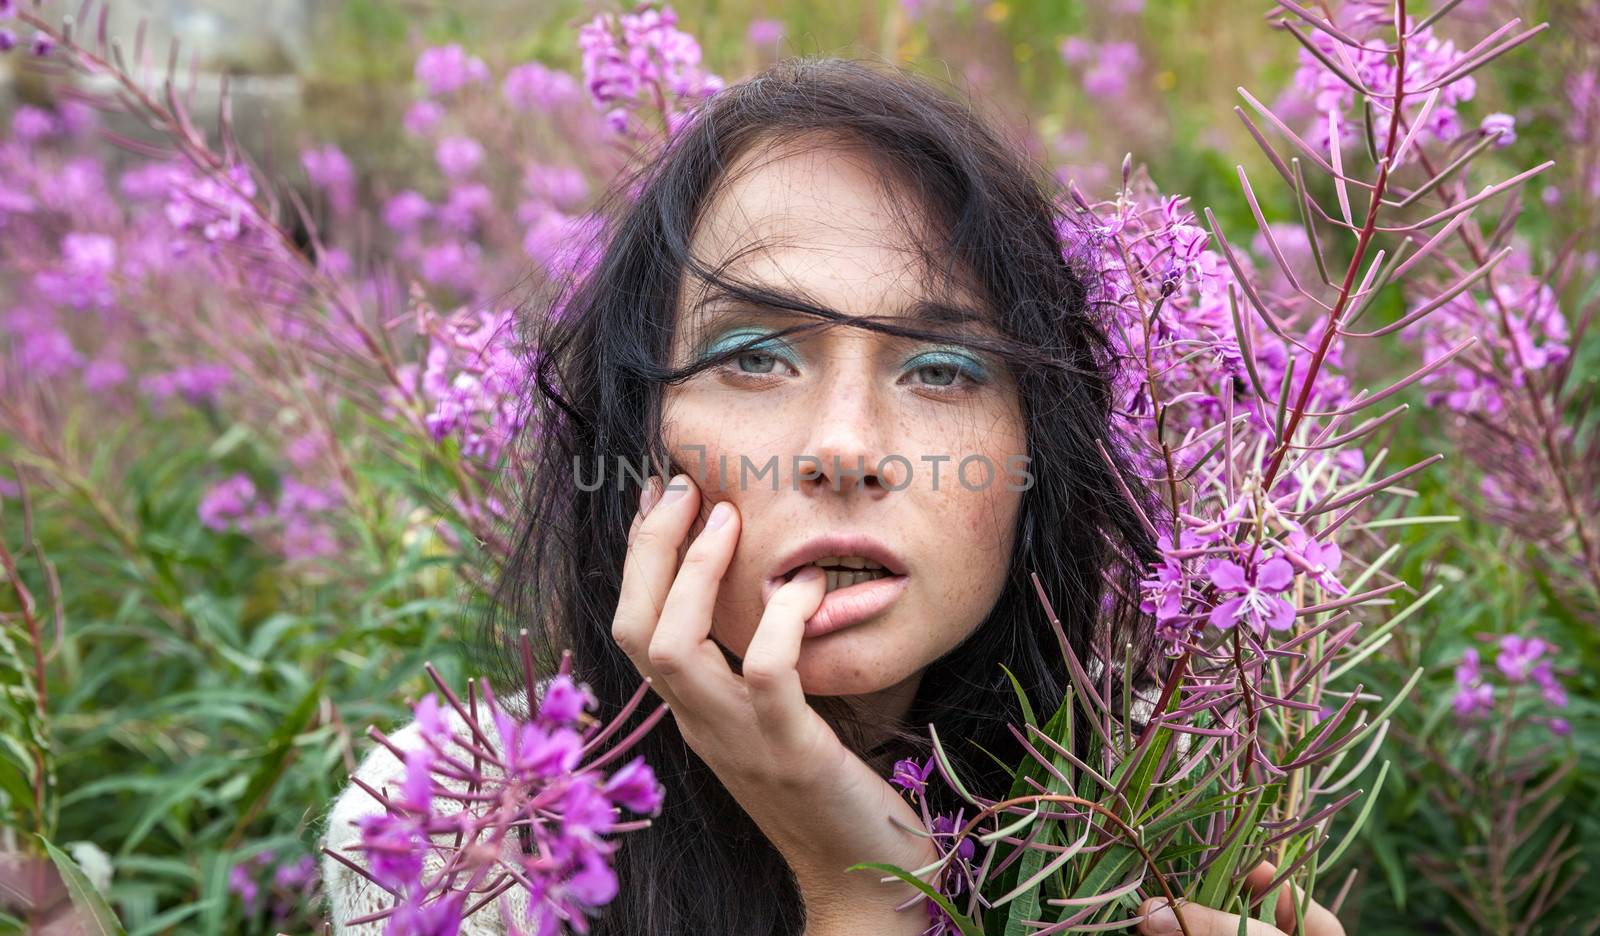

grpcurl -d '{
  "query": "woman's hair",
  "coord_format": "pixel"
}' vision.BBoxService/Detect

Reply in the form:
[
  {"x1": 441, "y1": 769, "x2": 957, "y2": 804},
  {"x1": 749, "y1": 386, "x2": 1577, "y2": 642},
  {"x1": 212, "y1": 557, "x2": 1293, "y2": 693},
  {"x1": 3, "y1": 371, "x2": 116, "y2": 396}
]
[{"x1": 481, "y1": 55, "x2": 1158, "y2": 935}]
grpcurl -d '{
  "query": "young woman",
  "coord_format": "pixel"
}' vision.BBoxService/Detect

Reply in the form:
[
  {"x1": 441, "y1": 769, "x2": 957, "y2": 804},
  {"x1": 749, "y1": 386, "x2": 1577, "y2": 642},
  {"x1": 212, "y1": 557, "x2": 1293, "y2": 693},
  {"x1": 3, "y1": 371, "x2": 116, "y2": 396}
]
[{"x1": 322, "y1": 56, "x2": 1345, "y2": 936}]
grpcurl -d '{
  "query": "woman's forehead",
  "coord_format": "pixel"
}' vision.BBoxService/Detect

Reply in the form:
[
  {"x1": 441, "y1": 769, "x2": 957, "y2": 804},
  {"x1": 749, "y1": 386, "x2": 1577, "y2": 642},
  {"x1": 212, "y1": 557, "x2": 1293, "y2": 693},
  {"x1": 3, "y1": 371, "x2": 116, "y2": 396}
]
[{"x1": 680, "y1": 137, "x2": 986, "y2": 322}]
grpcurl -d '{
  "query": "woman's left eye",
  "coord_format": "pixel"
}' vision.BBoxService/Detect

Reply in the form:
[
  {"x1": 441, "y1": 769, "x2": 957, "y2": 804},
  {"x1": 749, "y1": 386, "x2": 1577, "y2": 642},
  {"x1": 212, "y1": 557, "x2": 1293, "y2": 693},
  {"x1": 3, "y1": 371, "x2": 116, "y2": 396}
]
[
  {"x1": 702, "y1": 330, "x2": 799, "y2": 375},
  {"x1": 902, "y1": 350, "x2": 990, "y2": 389}
]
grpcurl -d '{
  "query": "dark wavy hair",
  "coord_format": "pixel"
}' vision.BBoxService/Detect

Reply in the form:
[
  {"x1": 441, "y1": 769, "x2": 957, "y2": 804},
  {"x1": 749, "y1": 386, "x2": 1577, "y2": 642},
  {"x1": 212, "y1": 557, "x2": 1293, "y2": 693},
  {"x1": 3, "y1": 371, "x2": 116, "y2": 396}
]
[{"x1": 480, "y1": 55, "x2": 1158, "y2": 935}]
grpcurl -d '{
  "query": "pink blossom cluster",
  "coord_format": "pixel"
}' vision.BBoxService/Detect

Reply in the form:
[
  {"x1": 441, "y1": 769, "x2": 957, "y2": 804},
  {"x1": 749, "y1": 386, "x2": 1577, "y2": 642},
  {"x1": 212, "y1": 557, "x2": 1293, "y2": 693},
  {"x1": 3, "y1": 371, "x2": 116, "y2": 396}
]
[
  {"x1": 1076, "y1": 171, "x2": 1366, "y2": 649},
  {"x1": 1081, "y1": 176, "x2": 1355, "y2": 459},
  {"x1": 1452, "y1": 635, "x2": 1570, "y2": 736},
  {"x1": 346, "y1": 674, "x2": 664, "y2": 935},
  {"x1": 1413, "y1": 250, "x2": 1571, "y2": 417},
  {"x1": 1289, "y1": 1, "x2": 1484, "y2": 155},
  {"x1": 0, "y1": 106, "x2": 272, "y2": 402},
  {"x1": 227, "y1": 850, "x2": 323, "y2": 926},
  {"x1": 389, "y1": 45, "x2": 610, "y2": 305},
  {"x1": 1057, "y1": 37, "x2": 1142, "y2": 99},
  {"x1": 197, "y1": 472, "x2": 344, "y2": 561},
  {"x1": 577, "y1": 4, "x2": 726, "y2": 137},
  {"x1": 1138, "y1": 523, "x2": 1346, "y2": 646},
  {"x1": 302, "y1": 143, "x2": 357, "y2": 213},
  {"x1": 890, "y1": 756, "x2": 976, "y2": 936},
  {"x1": 385, "y1": 304, "x2": 530, "y2": 467},
  {"x1": 414, "y1": 44, "x2": 491, "y2": 98}
]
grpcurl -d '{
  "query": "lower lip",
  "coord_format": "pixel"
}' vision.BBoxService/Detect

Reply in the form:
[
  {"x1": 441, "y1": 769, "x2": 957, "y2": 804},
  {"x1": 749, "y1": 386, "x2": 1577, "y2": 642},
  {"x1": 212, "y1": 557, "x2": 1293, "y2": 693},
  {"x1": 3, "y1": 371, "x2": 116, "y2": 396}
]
[{"x1": 799, "y1": 574, "x2": 909, "y2": 638}]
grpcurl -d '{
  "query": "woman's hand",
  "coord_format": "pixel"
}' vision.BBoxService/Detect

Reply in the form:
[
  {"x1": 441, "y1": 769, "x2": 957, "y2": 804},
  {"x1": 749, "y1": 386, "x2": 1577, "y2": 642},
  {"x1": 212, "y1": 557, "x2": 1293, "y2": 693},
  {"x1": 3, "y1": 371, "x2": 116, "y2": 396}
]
[
  {"x1": 1136, "y1": 863, "x2": 1346, "y2": 936},
  {"x1": 611, "y1": 473, "x2": 939, "y2": 935}
]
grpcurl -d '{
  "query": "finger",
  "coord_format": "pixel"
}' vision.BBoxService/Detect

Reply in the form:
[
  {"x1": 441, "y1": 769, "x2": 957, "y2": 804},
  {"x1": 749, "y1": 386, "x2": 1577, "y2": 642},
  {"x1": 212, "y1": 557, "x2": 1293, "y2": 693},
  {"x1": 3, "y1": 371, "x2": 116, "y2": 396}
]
[
  {"x1": 742, "y1": 565, "x2": 828, "y2": 746},
  {"x1": 1243, "y1": 862, "x2": 1345, "y2": 936},
  {"x1": 626, "y1": 475, "x2": 663, "y2": 549},
  {"x1": 612, "y1": 473, "x2": 699, "y2": 699},
  {"x1": 647, "y1": 496, "x2": 744, "y2": 716},
  {"x1": 1136, "y1": 897, "x2": 1285, "y2": 936}
]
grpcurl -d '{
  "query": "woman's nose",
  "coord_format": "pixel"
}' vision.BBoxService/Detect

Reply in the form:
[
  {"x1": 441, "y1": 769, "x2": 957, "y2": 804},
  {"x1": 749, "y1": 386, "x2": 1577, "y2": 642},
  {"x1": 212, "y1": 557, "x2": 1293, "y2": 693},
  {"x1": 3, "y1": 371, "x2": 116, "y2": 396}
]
[{"x1": 796, "y1": 363, "x2": 896, "y2": 496}]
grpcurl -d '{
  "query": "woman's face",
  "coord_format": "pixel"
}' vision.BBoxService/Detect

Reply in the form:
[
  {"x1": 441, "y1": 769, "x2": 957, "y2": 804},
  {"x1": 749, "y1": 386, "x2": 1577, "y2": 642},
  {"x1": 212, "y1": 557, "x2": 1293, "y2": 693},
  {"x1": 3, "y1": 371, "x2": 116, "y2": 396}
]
[{"x1": 659, "y1": 136, "x2": 1028, "y2": 705}]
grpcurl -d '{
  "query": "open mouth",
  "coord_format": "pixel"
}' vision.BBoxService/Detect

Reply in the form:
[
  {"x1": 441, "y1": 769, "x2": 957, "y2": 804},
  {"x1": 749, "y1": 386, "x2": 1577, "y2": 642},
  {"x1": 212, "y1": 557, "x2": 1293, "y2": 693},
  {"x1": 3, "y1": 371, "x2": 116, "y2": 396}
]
[
  {"x1": 772, "y1": 555, "x2": 909, "y2": 637},
  {"x1": 781, "y1": 555, "x2": 897, "y2": 593}
]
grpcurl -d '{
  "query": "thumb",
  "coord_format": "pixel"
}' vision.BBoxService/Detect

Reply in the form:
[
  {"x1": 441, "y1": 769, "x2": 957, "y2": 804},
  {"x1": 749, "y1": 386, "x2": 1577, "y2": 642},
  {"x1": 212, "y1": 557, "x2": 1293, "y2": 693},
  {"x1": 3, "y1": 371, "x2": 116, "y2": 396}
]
[{"x1": 1137, "y1": 897, "x2": 1286, "y2": 936}]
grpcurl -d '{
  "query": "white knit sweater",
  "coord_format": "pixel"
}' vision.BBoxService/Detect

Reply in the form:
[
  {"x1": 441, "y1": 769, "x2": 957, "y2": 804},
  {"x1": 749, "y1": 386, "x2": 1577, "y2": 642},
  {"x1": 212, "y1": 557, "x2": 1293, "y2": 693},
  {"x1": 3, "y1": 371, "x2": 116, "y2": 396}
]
[{"x1": 319, "y1": 686, "x2": 542, "y2": 935}]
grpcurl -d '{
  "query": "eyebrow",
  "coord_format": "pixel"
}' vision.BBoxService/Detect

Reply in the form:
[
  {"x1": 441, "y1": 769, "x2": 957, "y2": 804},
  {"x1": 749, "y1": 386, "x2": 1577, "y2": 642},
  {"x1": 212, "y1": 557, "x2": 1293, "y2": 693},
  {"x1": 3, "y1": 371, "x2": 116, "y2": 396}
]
[{"x1": 688, "y1": 284, "x2": 994, "y2": 332}]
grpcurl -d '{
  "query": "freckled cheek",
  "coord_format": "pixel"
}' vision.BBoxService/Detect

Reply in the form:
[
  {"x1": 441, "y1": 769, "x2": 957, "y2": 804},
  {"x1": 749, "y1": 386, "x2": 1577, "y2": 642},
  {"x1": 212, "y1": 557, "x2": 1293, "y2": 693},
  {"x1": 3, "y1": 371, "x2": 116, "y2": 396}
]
[
  {"x1": 662, "y1": 403, "x2": 781, "y2": 654},
  {"x1": 926, "y1": 488, "x2": 1019, "y2": 608}
]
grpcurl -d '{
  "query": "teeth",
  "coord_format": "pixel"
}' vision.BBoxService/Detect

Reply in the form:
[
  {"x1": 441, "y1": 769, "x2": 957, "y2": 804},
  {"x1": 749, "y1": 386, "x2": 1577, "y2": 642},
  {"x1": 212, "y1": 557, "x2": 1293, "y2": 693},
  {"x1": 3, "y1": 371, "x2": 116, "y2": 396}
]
[
  {"x1": 822, "y1": 569, "x2": 891, "y2": 593},
  {"x1": 809, "y1": 555, "x2": 886, "y2": 571}
]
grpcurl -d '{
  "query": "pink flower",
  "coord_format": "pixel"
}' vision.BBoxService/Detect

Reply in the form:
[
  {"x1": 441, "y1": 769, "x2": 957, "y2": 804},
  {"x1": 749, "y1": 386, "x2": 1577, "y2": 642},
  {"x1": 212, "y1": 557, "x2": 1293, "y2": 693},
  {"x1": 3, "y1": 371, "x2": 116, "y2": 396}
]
[
  {"x1": 537, "y1": 674, "x2": 594, "y2": 725},
  {"x1": 1284, "y1": 529, "x2": 1346, "y2": 595},
  {"x1": 602, "y1": 756, "x2": 665, "y2": 815},
  {"x1": 1453, "y1": 681, "x2": 1494, "y2": 718},
  {"x1": 1139, "y1": 558, "x2": 1186, "y2": 621},
  {"x1": 502, "y1": 62, "x2": 580, "y2": 110},
  {"x1": 414, "y1": 44, "x2": 488, "y2": 97},
  {"x1": 403, "y1": 99, "x2": 444, "y2": 137},
  {"x1": 1206, "y1": 554, "x2": 1297, "y2": 636},
  {"x1": 890, "y1": 756, "x2": 935, "y2": 798},
  {"x1": 1058, "y1": 36, "x2": 1092, "y2": 65},
  {"x1": 434, "y1": 136, "x2": 484, "y2": 180},
  {"x1": 746, "y1": 18, "x2": 784, "y2": 46},
  {"x1": 300, "y1": 144, "x2": 355, "y2": 211},
  {"x1": 383, "y1": 190, "x2": 431, "y2": 231},
  {"x1": 1082, "y1": 41, "x2": 1141, "y2": 98},
  {"x1": 199, "y1": 474, "x2": 263, "y2": 532},
  {"x1": 1495, "y1": 634, "x2": 1550, "y2": 682},
  {"x1": 1480, "y1": 112, "x2": 1516, "y2": 146},
  {"x1": 11, "y1": 105, "x2": 57, "y2": 142}
]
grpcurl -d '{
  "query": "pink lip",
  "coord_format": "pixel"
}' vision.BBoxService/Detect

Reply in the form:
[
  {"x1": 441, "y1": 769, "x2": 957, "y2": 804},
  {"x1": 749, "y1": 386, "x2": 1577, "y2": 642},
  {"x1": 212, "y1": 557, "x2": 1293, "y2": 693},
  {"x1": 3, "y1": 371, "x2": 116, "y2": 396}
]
[
  {"x1": 800, "y1": 572, "x2": 910, "y2": 637},
  {"x1": 761, "y1": 532, "x2": 911, "y2": 637}
]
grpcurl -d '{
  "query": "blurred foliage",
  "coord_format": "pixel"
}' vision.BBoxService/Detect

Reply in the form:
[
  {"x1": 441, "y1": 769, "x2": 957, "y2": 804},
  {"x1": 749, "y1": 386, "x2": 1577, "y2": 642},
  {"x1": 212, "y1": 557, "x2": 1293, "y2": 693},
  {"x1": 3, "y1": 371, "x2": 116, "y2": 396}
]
[{"x1": 2, "y1": 0, "x2": 1596, "y2": 933}]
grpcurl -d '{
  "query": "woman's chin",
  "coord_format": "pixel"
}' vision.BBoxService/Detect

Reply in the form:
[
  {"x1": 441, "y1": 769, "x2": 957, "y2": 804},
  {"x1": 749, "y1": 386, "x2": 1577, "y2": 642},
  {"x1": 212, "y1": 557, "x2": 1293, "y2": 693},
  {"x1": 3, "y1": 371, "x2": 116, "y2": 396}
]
[{"x1": 793, "y1": 635, "x2": 919, "y2": 698}]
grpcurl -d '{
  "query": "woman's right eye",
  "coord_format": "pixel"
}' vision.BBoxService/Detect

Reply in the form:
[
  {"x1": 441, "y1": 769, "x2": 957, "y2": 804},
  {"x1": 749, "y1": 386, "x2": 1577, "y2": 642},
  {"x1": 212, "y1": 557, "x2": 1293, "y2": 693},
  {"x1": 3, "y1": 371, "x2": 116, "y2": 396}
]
[{"x1": 702, "y1": 330, "x2": 798, "y2": 376}]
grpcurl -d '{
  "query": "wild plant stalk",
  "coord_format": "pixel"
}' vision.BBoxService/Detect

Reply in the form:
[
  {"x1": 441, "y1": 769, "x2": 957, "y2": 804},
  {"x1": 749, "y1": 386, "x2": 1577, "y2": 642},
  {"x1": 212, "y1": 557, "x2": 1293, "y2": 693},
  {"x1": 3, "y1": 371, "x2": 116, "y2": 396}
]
[{"x1": 856, "y1": 3, "x2": 1561, "y2": 933}]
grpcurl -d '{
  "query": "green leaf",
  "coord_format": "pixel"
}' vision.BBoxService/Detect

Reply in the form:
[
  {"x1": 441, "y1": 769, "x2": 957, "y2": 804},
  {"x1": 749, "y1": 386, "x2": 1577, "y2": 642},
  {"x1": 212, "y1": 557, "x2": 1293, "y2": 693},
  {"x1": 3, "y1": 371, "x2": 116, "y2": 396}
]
[
  {"x1": 116, "y1": 761, "x2": 233, "y2": 857},
  {"x1": 39, "y1": 835, "x2": 126, "y2": 936},
  {"x1": 928, "y1": 723, "x2": 977, "y2": 806},
  {"x1": 1069, "y1": 843, "x2": 1140, "y2": 904},
  {"x1": 1195, "y1": 788, "x2": 1267, "y2": 909},
  {"x1": 998, "y1": 663, "x2": 1037, "y2": 728},
  {"x1": 1001, "y1": 827, "x2": 1050, "y2": 936},
  {"x1": 1368, "y1": 823, "x2": 1406, "y2": 911},
  {"x1": 843, "y1": 862, "x2": 984, "y2": 936},
  {"x1": 228, "y1": 676, "x2": 326, "y2": 841},
  {"x1": 1322, "y1": 761, "x2": 1391, "y2": 868}
]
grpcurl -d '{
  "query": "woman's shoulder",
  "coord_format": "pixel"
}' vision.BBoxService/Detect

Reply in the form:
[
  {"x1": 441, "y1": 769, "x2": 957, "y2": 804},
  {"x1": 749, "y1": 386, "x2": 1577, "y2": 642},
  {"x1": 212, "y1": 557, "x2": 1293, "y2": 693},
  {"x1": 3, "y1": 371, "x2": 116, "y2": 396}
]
[{"x1": 319, "y1": 680, "x2": 549, "y2": 934}]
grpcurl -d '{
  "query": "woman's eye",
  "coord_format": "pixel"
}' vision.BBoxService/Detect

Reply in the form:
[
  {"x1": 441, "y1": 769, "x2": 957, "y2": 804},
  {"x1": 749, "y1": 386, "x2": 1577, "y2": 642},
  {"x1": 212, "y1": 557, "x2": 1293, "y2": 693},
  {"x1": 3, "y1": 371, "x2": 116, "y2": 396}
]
[
  {"x1": 737, "y1": 350, "x2": 781, "y2": 374},
  {"x1": 904, "y1": 350, "x2": 989, "y2": 389},
  {"x1": 702, "y1": 331, "x2": 797, "y2": 375}
]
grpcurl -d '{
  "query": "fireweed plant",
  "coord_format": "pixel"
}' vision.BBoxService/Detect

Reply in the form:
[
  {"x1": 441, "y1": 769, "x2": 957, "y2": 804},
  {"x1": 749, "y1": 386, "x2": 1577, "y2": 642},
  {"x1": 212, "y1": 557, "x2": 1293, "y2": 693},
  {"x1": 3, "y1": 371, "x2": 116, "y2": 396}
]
[{"x1": 0, "y1": 0, "x2": 1587, "y2": 934}]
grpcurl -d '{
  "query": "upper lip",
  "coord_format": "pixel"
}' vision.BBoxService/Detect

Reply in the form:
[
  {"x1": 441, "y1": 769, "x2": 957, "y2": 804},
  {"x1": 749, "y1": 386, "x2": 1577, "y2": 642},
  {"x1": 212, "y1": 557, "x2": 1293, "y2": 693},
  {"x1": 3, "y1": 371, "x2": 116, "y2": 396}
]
[{"x1": 770, "y1": 533, "x2": 909, "y2": 582}]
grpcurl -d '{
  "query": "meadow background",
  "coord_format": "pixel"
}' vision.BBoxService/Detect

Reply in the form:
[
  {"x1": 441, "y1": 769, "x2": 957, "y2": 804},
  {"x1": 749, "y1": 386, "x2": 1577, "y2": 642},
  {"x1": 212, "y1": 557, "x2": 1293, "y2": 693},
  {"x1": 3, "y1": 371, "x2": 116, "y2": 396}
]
[{"x1": 1, "y1": 0, "x2": 1596, "y2": 932}]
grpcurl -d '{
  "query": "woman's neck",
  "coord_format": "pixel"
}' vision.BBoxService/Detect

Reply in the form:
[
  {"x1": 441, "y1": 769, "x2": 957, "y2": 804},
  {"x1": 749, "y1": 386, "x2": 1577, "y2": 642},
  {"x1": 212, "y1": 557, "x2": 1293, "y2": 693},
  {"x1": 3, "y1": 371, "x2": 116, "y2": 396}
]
[{"x1": 844, "y1": 670, "x2": 926, "y2": 774}]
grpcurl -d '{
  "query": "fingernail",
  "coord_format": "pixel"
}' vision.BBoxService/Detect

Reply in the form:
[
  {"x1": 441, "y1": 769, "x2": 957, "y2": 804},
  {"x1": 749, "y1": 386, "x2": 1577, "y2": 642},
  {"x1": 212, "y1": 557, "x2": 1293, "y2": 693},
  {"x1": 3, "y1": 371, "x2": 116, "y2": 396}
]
[
  {"x1": 793, "y1": 565, "x2": 824, "y2": 583},
  {"x1": 705, "y1": 501, "x2": 732, "y2": 530},
  {"x1": 1139, "y1": 902, "x2": 1179, "y2": 935},
  {"x1": 638, "y1": 478, "x2": 659, "y2": 517},
  {"x1": 659, "y1": 473, "x2": 690, "y2": 504}
]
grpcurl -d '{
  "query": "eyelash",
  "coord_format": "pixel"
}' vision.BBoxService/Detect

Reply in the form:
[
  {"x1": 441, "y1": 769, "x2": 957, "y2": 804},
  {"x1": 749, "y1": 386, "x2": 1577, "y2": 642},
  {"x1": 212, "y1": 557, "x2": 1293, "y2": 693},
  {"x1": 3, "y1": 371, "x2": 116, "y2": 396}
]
[{"x1": 698, "y1": 330, "x2": 991, "y2": 391}]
